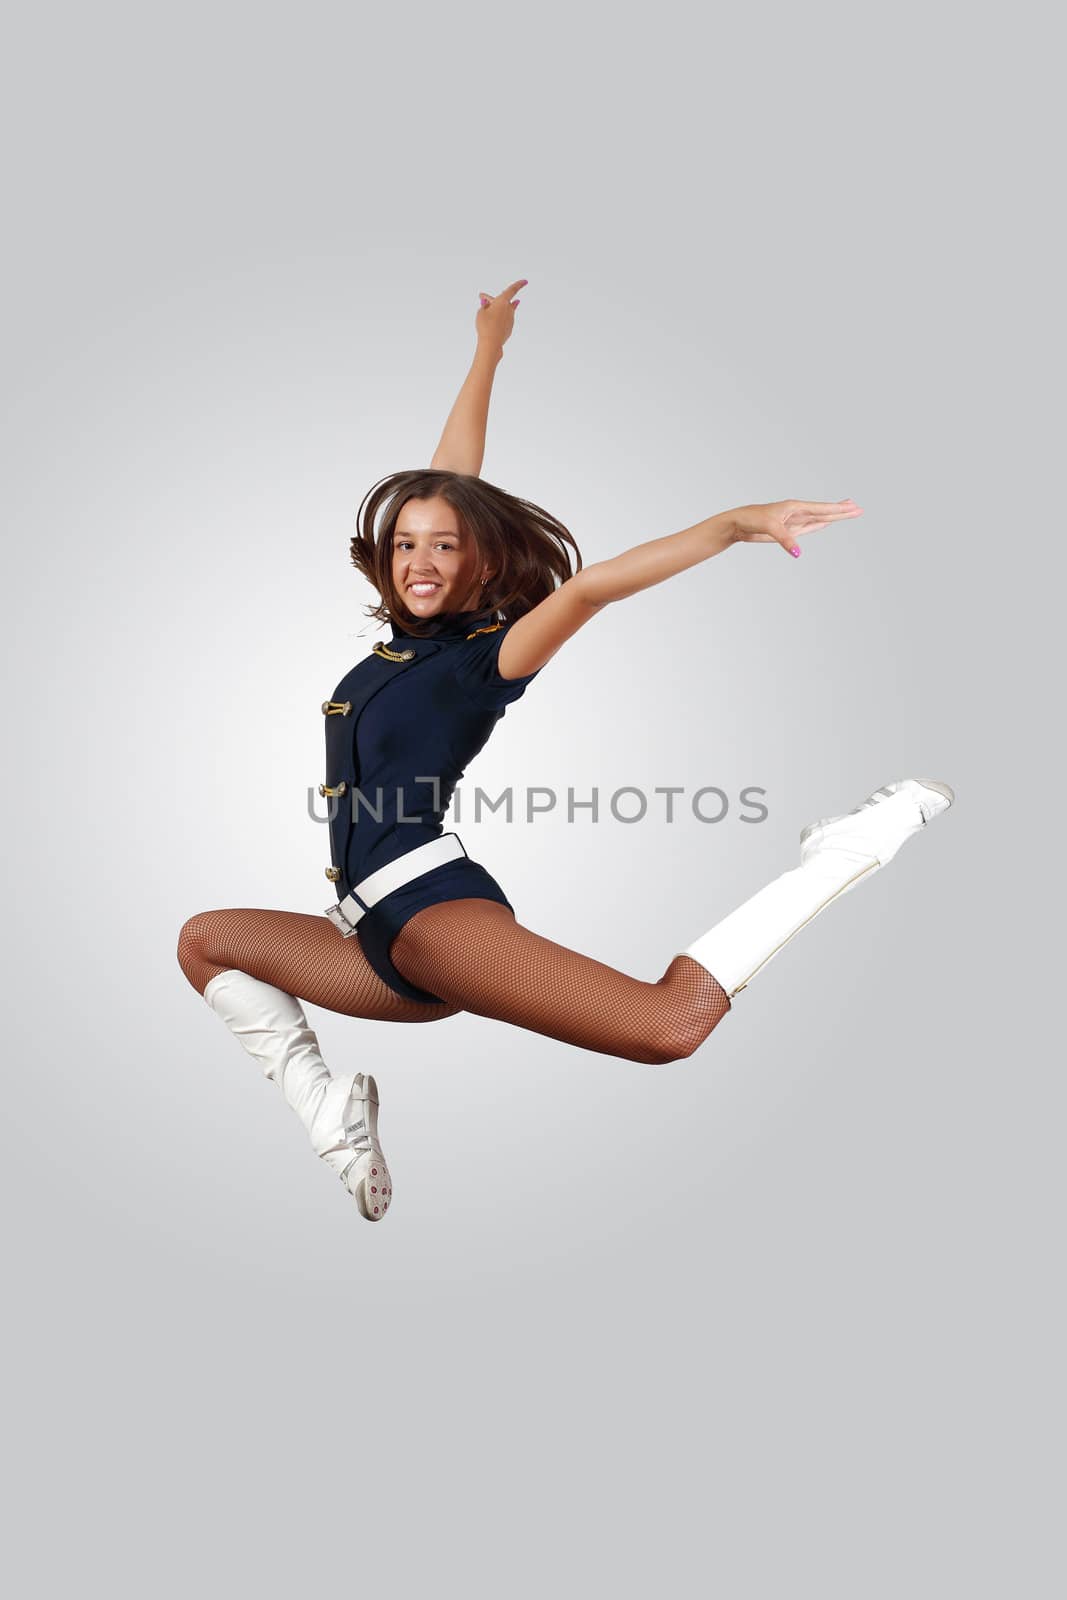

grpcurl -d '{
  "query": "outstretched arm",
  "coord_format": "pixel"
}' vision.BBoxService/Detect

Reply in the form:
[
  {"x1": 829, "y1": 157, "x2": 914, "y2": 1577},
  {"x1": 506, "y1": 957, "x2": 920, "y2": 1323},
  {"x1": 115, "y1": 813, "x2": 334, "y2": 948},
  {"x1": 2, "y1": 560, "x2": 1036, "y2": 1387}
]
[
  {"x1": 497, "y1": 499, "x2": 864, "y2": 681},
  {"x1": 577, "y1": 498, "x2": 863, "y2": 604},
  {"x1": 430, "y1": 279, "x2": 528, "y2": 475}
]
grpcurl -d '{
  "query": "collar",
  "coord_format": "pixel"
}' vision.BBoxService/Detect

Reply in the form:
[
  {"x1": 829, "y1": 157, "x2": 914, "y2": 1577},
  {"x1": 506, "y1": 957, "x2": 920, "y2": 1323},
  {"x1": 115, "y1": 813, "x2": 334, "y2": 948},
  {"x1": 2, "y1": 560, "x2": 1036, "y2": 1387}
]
[{"x1": 388, "y1": 606, "x2": 500, "y2": 643}]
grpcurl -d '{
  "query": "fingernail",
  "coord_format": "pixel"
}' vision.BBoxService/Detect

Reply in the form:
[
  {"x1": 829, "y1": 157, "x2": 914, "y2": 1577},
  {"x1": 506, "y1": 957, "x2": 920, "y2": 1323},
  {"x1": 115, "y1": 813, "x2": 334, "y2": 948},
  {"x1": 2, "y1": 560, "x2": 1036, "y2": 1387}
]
[{"x1": 790, "y1": 545, "x2": 802, "y2": 557}]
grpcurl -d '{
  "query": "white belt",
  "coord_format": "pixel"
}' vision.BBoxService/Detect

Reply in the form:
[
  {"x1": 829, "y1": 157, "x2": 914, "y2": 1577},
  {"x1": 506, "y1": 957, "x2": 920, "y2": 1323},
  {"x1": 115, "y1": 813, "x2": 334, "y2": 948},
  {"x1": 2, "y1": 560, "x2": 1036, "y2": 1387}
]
[{"x1": 324, "y1": 832, "x2": 468, "y2": 938}]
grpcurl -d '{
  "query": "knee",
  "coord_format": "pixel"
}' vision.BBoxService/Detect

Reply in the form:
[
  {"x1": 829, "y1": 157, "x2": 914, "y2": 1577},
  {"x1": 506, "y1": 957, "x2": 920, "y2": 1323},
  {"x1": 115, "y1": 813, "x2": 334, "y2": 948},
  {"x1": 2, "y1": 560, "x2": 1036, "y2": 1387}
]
[
  {"x1": 640, "y1": 1012, "x2": 722, "y2": 1065},
  {"x1": 176, "y1": 911, "x2": 214, "y2": 975},
  {"x1": 630, "y1": 1027, "x2": 686, "y2": 1066}
]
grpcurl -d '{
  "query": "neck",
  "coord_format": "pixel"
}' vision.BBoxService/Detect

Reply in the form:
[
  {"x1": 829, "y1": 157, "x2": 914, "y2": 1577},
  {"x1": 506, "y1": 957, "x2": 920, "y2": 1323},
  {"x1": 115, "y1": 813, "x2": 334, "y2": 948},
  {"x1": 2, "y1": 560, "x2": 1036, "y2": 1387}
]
[{"x1": 390, "y1": 600, "x2": 497, "y2": 640}]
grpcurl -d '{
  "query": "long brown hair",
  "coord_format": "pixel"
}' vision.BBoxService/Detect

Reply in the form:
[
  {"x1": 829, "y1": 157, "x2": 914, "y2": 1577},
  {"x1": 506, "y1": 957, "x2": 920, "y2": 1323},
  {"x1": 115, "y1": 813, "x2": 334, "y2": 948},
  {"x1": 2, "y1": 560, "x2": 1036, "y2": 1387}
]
[{"x1": 350, "y1": 469, "x2": 583, "y2": 639}]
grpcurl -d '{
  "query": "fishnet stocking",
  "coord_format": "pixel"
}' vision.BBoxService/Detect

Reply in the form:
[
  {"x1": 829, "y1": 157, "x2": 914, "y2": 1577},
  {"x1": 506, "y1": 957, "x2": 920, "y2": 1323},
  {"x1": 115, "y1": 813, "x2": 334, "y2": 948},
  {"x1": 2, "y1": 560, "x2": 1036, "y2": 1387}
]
[
  {"x1": 390, "y1": 901, "x2": 731, "y2": 1064},
  {"x1": 177, "y1": 909, "x2": 461, "y2": 1022},
  {"x1": 177, "y1": 900, "x2": 730, "y2": 1063}
]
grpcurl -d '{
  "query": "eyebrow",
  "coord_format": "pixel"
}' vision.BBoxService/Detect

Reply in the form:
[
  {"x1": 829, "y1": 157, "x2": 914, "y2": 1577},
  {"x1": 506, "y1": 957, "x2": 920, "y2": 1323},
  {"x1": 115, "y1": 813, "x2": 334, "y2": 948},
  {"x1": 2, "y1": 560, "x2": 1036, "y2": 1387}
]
[{"x1": 394, "y1": 530, "x2": 462, "y2": 537}]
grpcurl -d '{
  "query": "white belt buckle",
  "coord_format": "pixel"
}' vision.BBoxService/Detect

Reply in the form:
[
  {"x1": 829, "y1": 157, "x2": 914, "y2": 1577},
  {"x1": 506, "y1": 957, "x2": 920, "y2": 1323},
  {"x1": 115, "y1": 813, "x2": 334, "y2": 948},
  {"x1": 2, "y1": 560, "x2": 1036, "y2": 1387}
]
[{"x1": 324, "y1": 900, "x2": 363, "y2": 937}]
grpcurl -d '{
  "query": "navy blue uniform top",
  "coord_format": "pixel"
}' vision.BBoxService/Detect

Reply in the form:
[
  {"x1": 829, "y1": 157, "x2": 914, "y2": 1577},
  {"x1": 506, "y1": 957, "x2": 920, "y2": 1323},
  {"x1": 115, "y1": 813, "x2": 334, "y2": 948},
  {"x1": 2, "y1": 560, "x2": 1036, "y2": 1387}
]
[{"x1": 321, "y1": 608, "x2": 542, "y2": 900}]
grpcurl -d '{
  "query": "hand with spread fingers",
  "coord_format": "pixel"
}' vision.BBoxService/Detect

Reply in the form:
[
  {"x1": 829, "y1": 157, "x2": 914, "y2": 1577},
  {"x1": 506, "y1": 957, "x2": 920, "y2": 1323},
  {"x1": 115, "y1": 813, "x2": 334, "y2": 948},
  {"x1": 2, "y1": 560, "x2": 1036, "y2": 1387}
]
[
  {"x1": 729, "y1": 498, "x2": 864, "y2": 558},
  {"x1": 475, "y1": 278, "x2": 528, "y2": 348}
]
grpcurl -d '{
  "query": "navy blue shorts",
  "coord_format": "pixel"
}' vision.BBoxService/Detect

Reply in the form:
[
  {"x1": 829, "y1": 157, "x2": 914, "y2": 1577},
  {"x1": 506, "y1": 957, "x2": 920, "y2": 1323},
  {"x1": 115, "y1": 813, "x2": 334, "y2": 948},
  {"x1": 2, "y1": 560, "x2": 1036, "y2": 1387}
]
[{"x1": 353, "y1": 856, "x2": 514, "y2": 1004}]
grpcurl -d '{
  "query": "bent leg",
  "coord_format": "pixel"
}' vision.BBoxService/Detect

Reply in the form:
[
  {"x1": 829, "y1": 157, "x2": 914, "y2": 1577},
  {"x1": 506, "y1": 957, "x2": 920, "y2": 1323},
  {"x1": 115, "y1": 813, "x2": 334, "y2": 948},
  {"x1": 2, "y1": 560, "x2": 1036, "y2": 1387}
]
[
  {"x1": 390, "y1": 900, "x2": 730, "y2": 1064},
  {"x1": 177, "y1": 907, "x2": 461, "y2": 1023}
]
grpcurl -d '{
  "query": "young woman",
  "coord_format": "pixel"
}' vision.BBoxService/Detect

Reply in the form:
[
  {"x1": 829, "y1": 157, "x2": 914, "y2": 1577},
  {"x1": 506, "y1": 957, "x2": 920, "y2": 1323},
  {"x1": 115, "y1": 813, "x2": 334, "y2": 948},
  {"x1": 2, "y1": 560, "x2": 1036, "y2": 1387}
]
[{"x1": 177, "y1": 279, "x2": 953, "y2": 1222}]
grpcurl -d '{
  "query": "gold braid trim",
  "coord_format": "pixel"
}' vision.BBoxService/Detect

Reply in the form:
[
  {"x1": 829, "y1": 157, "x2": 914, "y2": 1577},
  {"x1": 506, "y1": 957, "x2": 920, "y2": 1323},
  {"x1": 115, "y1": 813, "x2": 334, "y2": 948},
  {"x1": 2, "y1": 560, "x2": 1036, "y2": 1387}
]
[{"x1": 465, "y1": 623, "x2": 504, "y2": 640}]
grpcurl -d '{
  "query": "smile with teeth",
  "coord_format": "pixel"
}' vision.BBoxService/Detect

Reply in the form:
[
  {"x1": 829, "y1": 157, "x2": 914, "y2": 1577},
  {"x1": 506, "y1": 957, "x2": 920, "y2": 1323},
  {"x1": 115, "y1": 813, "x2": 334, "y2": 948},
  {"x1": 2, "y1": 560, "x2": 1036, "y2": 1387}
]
[{"x1": 409, "y1": 582, "x2": 441, "y2": 595}]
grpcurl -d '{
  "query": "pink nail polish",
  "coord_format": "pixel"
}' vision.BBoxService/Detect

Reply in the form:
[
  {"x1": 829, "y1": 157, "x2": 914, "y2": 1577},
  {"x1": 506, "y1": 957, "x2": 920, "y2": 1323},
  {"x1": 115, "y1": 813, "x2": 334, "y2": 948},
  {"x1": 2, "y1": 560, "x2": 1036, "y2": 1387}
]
[{"x1": 790, "y1": 545, "x2": 802, "y2": 557}]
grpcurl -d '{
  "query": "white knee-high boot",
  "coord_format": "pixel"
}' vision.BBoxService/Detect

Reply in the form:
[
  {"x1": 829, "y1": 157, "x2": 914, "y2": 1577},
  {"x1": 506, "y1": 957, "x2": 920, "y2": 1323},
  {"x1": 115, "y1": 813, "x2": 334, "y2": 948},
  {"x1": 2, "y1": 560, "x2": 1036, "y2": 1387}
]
[
  {"x1": 202, "y1": 969, "x2": 392, "y2": 1220},
  {"x1": 680, "y1": 778, "x2": 954, "y2": 999}
]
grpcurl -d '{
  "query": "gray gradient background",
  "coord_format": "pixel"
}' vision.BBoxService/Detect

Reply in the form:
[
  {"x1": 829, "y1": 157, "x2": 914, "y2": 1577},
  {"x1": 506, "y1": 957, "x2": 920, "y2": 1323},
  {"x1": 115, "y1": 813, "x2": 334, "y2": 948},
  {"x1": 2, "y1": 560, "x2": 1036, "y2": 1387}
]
[{"x1": 2, "y1": 3, "x2": 1061, "y2": 1596}]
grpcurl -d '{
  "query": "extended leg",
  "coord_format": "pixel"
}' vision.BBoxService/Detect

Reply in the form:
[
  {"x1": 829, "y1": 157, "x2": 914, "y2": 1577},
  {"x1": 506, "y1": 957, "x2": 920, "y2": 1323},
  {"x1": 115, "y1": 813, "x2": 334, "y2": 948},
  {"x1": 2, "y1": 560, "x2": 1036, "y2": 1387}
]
[
  {"x1": 389, "y1": 779, "x2": 955, "y2": 1062},
  {"x1": 390, "y1": 902, "x2": 731, "y2": 1064},
  {"x1": 177, "y1": 908, "x2": 458, "y2": 1219}
]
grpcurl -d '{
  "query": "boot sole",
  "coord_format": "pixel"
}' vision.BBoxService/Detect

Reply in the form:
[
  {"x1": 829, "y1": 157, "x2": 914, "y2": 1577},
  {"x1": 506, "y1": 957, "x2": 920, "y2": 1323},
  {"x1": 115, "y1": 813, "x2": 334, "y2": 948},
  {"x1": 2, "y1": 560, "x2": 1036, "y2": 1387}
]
[
  {"x1": 352, "y1": 1157, "x2": 392, "y2": 1221},
  {"x1": 344, "y1": 1073, "x2": 393, "y2": 1222}
]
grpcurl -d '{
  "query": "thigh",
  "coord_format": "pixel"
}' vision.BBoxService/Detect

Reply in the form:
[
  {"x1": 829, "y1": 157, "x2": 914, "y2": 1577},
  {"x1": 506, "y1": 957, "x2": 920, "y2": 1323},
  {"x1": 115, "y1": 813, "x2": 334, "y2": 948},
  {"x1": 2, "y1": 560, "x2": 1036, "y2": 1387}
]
[
  {"x1": 177, "y1": 906, "x2": 462, "y2": 1023},
  {"x1": 389, "y1": 899, "x2": 728, "y2": 1061}
]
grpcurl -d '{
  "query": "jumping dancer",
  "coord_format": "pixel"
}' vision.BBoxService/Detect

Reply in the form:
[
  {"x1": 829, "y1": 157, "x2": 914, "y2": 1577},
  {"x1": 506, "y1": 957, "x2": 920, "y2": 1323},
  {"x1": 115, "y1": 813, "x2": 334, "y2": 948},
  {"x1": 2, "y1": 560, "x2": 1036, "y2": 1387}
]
[{"x1": 177, "y1": 279, "x2": 954, "y2": 1221}]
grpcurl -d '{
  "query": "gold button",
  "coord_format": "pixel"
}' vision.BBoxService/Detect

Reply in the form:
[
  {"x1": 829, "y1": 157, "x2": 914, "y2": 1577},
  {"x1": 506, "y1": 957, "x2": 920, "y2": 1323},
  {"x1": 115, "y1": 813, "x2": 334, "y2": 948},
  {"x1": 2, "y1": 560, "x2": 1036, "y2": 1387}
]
[
  {"x1": 318, "y1": 781, "x2": 348, "y2": 798},
  {"x1": 325, "y1": 866, "x2": 341, "y2": 882}
]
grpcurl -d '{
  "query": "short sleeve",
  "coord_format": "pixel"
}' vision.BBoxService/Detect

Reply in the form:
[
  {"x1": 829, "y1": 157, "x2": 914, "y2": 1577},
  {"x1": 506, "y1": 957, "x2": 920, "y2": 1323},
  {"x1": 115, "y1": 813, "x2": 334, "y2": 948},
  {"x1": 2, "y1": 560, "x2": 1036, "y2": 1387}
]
[{"x1": 452, "y1": 622, "x2": 542, "y2": 710}]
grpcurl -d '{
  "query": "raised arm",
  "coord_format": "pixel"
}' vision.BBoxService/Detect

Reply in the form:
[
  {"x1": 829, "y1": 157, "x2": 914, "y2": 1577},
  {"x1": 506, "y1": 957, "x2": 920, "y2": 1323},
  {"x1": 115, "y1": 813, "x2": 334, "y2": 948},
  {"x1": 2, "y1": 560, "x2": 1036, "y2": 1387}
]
[
  {"x1": 497, "y1": 499, "x2": 864, "y2": 681},
  {"x1": 429, "y1": 279, "x2": 528, "y2": 476}
]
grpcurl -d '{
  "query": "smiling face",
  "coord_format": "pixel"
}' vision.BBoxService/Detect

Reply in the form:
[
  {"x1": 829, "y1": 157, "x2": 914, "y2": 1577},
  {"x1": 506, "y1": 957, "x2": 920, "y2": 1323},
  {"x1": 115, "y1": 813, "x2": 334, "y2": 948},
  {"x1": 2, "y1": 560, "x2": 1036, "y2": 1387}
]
[{"x1": 391, "y1": 495, "x2": 491, "y2": 618}]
